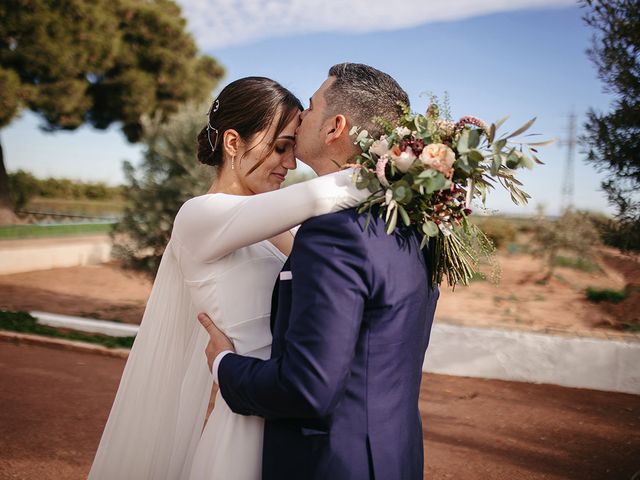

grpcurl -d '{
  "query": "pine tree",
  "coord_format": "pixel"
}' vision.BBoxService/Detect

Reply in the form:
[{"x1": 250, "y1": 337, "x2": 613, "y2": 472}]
[
  {"x1": 0, "y1": 0, "x2": 224, "y2": 223},
  {"x1": 581, "y1": 0, "x2": 640, "y2": 250}
]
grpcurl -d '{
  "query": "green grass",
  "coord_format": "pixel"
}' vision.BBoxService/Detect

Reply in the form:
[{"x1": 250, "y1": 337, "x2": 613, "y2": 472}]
[
  {"x1": 585, "y1": 287, "x2": 628, "y2": 303},
  {"x1": 0, "y1": 310, "x2": 135, "y2": 349},
  {"x1": 26, "y1": 197, "x2": 126, "y2": 216},
  {"x1": 554, "y1": 255, "x2": 601, "y2": 273},
  {"x1": 0, "y1": 222, "x2": 114, "y2": 240}
]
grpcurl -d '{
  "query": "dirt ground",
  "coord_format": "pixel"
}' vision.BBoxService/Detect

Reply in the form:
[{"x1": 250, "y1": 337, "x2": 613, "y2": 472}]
[
  {"x1": 0, "y1": 341, "x2": 638, "y2": 480},
  {"x1": 0, "y1": 263, "x2": 150, "y2": 324},
  {"x1": 1, "y1": 249, "x2": 638, "y2": 338},
  {"x1": 437, "y1": 249, "x2": 639, "y2": 338}
]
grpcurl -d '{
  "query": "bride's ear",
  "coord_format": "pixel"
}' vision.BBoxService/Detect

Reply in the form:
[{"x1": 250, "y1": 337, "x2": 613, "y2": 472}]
[
  {"x1": 222, "y1": 129, "x2": 240, "y2": 158},
  {"x1": 324, "y1": 114, "x2": 348, "y2": 145}
]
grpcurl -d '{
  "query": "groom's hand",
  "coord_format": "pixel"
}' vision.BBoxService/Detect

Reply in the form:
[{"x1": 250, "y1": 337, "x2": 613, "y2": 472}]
[{"x1": 197, "y1": 313, "x2": 234, "y2": 373}]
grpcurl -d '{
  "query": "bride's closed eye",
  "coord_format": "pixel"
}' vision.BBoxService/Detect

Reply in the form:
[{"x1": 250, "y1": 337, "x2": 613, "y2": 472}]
[{"x1": 275, "y1": 140, "x2": 295, "y2": 154}]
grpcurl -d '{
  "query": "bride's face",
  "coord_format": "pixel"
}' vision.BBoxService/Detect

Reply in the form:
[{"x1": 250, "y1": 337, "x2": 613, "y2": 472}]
[{"x1": 236, "y1": 111, "x2": 300, "y2": 194}]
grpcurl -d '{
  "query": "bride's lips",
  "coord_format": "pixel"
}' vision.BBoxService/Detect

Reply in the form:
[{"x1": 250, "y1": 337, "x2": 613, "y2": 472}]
[{"x1": 271, "y1": 172, "x2": 286, "y2": 182}]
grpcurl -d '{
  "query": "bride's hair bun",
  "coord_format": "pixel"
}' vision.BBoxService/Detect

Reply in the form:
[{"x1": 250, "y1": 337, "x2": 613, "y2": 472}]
[
  {"x1": 196, "y1": 77, "x2": 303, "y2": 169},
  {"x1": 196, "y1": 126, "x2": 219, "y2": 166}
]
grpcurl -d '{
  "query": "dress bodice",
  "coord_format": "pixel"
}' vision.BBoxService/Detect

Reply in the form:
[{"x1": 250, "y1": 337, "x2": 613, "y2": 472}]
[{"x1": 174, "y1": 239, "x2": 286, "y2": 359}]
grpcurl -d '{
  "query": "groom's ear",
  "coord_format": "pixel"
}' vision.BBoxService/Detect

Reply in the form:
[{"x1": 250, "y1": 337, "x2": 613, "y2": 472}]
[{"x1": 324, "y1": 114, "x2": 348, "y2": 145}]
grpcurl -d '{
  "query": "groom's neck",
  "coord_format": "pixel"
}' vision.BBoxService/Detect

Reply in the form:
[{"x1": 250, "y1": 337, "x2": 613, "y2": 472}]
[
  {"x1": 310, "y1": 152, "x2": 350, "y2": 177},
  {"x1": 313, "y1": 162, "x2": 341, "y2": 177}
]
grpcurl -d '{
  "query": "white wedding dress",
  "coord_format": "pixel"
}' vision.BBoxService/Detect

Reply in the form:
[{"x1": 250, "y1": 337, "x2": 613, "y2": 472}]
[{"x1": 88, "y1": 170, "x2": 366, "y2": 479}]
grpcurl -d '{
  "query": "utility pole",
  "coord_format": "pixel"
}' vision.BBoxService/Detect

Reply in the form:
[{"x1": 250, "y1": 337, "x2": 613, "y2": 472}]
[{"x1": 560, "y1": 111, "x2": 577, "y2": 213}]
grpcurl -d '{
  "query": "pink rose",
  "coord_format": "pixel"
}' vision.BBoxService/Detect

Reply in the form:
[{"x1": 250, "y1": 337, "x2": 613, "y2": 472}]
[
  {"x1": 419, "y1": 143, "x2": 455, "y2": 177},
  {"x1": 376, "y1": 155, "x2": 390, "y2": 187}
]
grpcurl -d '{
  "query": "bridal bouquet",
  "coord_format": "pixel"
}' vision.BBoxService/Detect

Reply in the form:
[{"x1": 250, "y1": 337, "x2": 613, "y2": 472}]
[{"x1": 349, "y1": 101, "x2": 550, "y2": 287}]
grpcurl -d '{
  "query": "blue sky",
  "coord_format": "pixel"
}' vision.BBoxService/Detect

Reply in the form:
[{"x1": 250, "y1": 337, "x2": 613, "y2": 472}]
[{"x1": 2, "y1": 1, "x2": 615, "y2": 216}]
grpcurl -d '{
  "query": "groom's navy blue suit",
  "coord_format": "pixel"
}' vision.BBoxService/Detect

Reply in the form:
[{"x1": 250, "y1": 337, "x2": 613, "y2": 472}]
[{"x1": 218, "y1": 207, "x2": 439, "y2": 479}]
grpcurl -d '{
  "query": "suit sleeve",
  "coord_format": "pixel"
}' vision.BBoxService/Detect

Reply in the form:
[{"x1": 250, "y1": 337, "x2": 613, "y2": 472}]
[{"x1": 217, "y1": 212, "x2": 370, "y2": 419}]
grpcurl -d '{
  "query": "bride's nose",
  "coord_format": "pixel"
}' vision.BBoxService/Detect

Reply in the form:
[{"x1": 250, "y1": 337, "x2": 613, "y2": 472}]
[{"x1": 282, "y1": 151, "x2": 297, "y2": 171}]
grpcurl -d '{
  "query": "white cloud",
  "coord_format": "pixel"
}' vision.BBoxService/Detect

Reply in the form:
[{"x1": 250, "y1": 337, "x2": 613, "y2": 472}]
[{"x1": 176, "y1": 0, "x2": 576, "y2": 49}]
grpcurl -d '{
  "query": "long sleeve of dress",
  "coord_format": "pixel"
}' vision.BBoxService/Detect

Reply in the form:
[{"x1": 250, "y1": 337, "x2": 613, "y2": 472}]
[{"x1": 171, "y1": 169, "x2": 368, "y2": 265}]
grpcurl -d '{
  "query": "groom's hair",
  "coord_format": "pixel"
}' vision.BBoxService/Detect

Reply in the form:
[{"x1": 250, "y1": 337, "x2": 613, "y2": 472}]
[{"x1": 325, "y1": 63, "x2": 409, "y2": 139}]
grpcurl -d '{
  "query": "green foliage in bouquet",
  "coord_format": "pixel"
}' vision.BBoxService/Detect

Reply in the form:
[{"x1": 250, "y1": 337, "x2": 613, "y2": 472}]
[{"x1": 350, "y1": 100, "x2": 550, "y2": 287}]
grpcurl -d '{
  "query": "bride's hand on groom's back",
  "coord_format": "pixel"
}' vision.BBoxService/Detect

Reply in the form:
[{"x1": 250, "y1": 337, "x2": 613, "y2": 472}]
[{"x1": 197, "y1": 313, "x2": 234, "y2": 372}]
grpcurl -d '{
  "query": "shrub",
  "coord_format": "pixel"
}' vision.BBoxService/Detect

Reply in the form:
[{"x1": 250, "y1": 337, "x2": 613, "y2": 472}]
[
  {"x1": 472, "y1": 216, "x2": 518, "y2": 249},
  {"x1": 8, "y1": 170, "x2": 123, "y2": 205},
  {"x1": 531, "y1": 210, "x2": 601, "y2": 282},
  {"x1": 554, "y1": 255, "x2": 601, "y2": 272},
  {"x1": 8, "y1": 169, "x2": 39, "y2": 210},
  {"x1": 585, "y1": 287, "x2": 628, "y2": 303}
]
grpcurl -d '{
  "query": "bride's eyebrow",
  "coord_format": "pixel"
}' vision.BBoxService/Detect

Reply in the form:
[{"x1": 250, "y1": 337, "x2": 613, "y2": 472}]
[{"x1": 277, "y1": 135, "x2": 295, "y2": 142}]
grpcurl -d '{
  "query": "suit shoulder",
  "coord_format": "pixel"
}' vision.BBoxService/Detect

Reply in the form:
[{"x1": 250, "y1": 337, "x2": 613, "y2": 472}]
[{"x1": 298, "y1": 207, "x2": 368, "y2": 236}]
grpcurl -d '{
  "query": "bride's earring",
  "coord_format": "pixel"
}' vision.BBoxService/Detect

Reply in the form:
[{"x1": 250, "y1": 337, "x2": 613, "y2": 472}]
[{"x1": 231, "y1": 155, "x2": 236, "y2": 170}]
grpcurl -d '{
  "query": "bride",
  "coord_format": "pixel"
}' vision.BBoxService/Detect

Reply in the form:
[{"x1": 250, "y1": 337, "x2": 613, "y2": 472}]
[{"x1": 88, "y1": 77, "x2": 366, "y2": 479}]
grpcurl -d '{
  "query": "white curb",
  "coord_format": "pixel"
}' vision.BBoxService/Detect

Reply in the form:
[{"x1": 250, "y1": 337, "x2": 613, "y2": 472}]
[
  {"x1": 26, "y1": 311, "x2": 640, "y2": 395},
  {"x1": 31, "y1": 311, "x2": 138, "y2": 338},
  {"x1": 424, "y1": 323, "x2": 640, "y2": 395}
]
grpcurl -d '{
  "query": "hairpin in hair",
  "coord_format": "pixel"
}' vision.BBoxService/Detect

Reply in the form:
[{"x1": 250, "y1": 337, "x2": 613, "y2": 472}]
[{"x1": 206, "y1": 99, "x2": 220, "y2": 152}]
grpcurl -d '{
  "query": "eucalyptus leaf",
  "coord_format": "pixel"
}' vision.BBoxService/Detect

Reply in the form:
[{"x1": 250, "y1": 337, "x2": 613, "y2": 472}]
[
  {"x1": 468, "y1": 149, "x2": 483, "y2": 165},
  {"x1": 356, "y1": 177, "x2": 370, "y2": 189},
  {"x1": 456, "y1": 155, "x2": 472, "y2": 174},
  {"x1": 398, "y1": 205, "x2": 411, "y2": 226},
  {"x1": 422, "y1": 221, "x2": 439, "y2": 237},
  {"x1": 490, "y1": 155, "x2": 501, "y2": 176},
  {"x1": 418, "y1": 169, "x2": 438, "y2": 179},
  {"x1": 386, "y1": 207, "x2": 398, "y2": 234},
  {"x1": 494, "y1": 115, "x2": 510, "y2": 130},
  {"x1": 425, "y1": 173, "x2": 447, "y2": 194},
  {"x1": 506, "y1": 149, "x2": 521, "y2": 169},
  {"x1": 488, "y1": 123, "x2": 496, "y2": 143},
  {"x1": 457, "y1": 129, "x2": 470, "y2": 153},
  {"x1": 385, "y1": 201, "x2": 395, "y2": 222},
  {"x1": 468, "y1": 128, "x2": 480, "y2": 149},
  {"x1": 505, "y1": 117, "x2": 536, "y2": 139},
  {"x1": 364, "y1": 210, "x2": 372, "y2": 231},
  {"x1": 494, "y1": 138, "x2": 507, "y2": 151}
]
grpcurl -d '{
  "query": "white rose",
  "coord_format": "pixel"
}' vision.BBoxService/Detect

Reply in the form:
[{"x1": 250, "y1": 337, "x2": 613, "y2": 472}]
[
  {"x1": 370, "y1": 137, "x2": 390, "y2": 157},
  {"x1": 394, "y1": 126, "x2": 411, "y2": 137},
  {"x1": 391, "y1": 147, "x2": 417, "y2": 173}
]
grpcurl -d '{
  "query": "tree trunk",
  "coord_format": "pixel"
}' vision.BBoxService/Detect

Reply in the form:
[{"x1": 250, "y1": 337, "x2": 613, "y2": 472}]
[{"x1": 0, "y1": 133, "x2": 18, "y2": 224}]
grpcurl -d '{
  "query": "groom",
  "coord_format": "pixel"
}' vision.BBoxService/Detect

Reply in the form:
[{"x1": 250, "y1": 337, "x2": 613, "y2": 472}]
[{"x1": 198, "y1": 63, "x2": 439, "y2": 479}]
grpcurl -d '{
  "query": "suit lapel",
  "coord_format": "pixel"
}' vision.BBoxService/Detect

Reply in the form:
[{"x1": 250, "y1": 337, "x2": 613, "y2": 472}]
[{"x1": 270, "y1": 257, "x2": 291, "y2": 333}]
